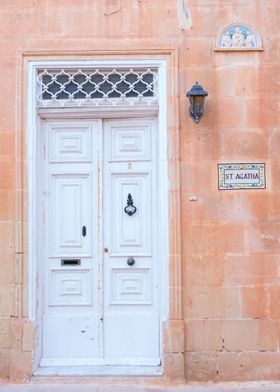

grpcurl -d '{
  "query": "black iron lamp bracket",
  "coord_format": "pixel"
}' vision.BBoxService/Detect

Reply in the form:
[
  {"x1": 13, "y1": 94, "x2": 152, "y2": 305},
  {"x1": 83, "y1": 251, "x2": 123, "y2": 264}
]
[{"x1": 186, "y1": 82, "x2": 208, "y2": 124}]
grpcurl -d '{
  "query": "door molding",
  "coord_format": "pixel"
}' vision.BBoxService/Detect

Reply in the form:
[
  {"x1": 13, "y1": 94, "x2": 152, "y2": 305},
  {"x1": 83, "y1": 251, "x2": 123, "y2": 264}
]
[{"x1": 25, "y1": 54, "x2": 183, "y2": 378}]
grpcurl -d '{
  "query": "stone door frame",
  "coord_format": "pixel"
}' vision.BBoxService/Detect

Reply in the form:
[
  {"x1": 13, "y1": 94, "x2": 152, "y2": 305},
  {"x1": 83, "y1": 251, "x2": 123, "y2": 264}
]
[{"x1": 18, "y1": 50, "x2": 184, "y2": 381}]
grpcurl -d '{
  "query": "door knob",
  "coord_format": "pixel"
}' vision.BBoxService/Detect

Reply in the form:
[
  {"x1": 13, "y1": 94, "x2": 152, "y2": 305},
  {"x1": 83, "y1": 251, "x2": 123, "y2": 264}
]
[{"x1": 127, "y1": 257, "x2": 135, "y2": 266}]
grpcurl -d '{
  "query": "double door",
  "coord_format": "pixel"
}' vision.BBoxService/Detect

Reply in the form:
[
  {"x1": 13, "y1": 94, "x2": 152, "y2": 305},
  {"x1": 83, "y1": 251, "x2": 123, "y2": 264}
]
[{"x1": 40, "y1": 118, "x2": 160, "y2": 367}]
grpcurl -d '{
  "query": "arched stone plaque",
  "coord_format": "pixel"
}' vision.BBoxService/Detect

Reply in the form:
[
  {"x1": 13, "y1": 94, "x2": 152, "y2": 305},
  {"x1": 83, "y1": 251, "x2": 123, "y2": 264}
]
[{"x1": 216, "y1": 23, "x2": 262, "y2": 51}]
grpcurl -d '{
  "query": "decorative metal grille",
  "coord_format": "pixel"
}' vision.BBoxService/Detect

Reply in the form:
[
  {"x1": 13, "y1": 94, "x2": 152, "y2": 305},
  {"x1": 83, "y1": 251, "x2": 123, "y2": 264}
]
[{"x1": 36, "y1": 68, "x2": 158, "y2": 107}]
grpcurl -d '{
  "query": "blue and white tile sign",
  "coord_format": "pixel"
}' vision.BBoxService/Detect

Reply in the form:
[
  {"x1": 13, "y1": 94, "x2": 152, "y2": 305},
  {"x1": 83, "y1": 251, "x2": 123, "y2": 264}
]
[{"x1": 218, "y1": 163, "x2": 266, "y2": 190}]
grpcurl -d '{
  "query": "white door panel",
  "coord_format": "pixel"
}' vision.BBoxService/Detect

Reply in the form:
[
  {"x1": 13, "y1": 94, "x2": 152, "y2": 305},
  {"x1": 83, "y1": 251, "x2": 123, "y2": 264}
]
[
  {"x1": 47, "y1": 124, "x2": 92, "y2": 163},
  {"x1": 49, "y1": 268, "x2": 92, "y2": 306},
  {"x1": 109, "y1": 267, "x2": 152, "y2": 305},
  {"x1": 108, "y1": 121, "x2": 152, "y2": 162},
  {"x1": 104, "y1": 313, "x2": 159, "y2": 364},
  {"x1": 42, "y1": 314, "x2": 100, "y2": 359},
  {"x1": 50, "y1": 174, "x2": 91, "y2": 257},
  {"x1": 110, "y1": 172, "x2": 152, "y2": 256}
]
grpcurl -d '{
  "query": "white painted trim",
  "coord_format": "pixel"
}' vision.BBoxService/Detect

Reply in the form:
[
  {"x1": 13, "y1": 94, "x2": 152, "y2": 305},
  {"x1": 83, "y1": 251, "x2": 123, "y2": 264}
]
[
  {"x1": 40, "y1": 357, "x2": 160, "y2": 367},
  {"x1": 27, "y1": 62, "x2": 37, "y2": 319},
  {"x1": 157, "y1": 59, "x2": 169, "y2": 323},
  {"x1": 34, "y1": 365, "x2": 163, "y2": 376},
  {"x1": 38, "y1": 106, "x2": 159, "y2": 119},
  {"x1": 27, "y1": 58, "x2": 169, "y2": 373},
  {"x1": 30, "y1": 59, "x2": 166, "y2": 68}
]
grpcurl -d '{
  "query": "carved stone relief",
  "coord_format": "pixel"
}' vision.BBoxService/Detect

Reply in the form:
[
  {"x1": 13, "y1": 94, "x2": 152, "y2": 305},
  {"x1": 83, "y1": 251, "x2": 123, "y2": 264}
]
[{"x1": 217, "y1": 23, "x2": 262, "y2": 50}]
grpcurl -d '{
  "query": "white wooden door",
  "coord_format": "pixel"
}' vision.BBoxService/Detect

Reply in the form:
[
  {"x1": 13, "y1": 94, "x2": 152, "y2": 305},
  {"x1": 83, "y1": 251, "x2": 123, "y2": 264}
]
[
  {"x1": 103, "y1": 119, "x2": 160, "y2": 365},
  {"x1": 41, "y1": 118, "x2": 159, "y2": 367},
  {"x1": 41, "y1": 120, "x2": 102, "y2": 366}
]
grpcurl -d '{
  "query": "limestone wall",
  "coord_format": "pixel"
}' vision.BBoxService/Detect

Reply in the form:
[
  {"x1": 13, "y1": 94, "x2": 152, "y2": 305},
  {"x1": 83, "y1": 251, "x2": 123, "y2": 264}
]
[{"x1": 0, "y1": 0, "x2": 279, "y2": 383}]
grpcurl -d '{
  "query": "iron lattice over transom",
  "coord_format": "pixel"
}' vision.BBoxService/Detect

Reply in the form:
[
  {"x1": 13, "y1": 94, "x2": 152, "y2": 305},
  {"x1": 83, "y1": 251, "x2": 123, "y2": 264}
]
[{"x1": 36, "y1": 67, "x2": 159, "y2": 107}]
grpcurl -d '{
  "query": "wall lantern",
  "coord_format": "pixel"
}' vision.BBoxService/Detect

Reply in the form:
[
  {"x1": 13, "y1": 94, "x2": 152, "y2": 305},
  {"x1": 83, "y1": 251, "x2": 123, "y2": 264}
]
[{"x1": 186, "y1": 82, "x2": 208, "y2": 124}]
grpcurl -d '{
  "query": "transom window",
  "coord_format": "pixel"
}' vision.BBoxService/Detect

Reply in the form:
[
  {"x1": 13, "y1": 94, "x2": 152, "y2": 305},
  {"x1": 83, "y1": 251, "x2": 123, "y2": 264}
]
[{"x1": 36, "y1": 67, "x2": 158, "y2": 107}]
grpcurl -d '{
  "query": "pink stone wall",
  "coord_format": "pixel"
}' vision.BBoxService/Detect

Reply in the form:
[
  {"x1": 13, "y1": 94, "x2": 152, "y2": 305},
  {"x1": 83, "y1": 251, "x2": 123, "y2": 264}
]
[{"x1": 0, "y1": 0, "x2": 279, "y2": 383}]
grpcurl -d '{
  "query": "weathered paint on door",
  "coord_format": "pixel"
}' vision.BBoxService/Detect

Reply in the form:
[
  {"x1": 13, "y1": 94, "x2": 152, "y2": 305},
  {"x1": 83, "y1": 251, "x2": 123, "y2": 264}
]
[{"x1": 40, "y1": 118, "x2": 160, "y2": 367}]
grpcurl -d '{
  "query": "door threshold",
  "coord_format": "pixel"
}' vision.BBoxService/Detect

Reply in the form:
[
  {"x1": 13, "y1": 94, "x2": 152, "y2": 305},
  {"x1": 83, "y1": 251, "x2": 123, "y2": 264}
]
[{"x1": 34, "y1": 365, "x2": 163, "y2": 376}]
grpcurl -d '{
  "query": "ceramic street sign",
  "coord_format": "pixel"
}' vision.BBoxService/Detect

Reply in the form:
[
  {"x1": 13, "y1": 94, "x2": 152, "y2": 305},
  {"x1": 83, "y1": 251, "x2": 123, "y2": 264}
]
[{"x1": 218, "y1": 163, "x2": 266, "y2": 190}]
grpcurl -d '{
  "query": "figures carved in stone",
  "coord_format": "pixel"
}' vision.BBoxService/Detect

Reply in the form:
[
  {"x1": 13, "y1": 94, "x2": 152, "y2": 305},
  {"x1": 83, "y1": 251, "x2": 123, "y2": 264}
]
[
  {"x1": 217, "y1": 24, "x2": 262, "y2": 50},
  {"x1": 232, "y1": 27, "x2": 245, "y2": 48}
]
